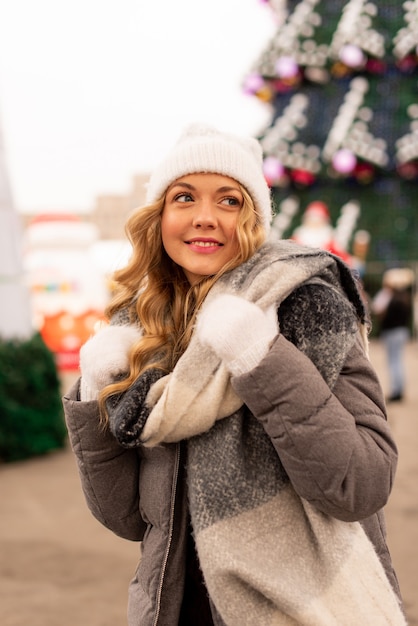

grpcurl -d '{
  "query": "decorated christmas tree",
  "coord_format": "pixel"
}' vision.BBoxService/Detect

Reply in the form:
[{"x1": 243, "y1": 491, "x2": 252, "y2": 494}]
[{"x1": 244, "y1": 0, "x2": 418, "y2": 266}]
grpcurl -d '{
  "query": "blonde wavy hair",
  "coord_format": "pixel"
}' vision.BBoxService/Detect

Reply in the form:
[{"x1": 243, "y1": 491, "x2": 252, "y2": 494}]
[{"x1": 99, "y1": 184, "x2": 267, "y2": 417}]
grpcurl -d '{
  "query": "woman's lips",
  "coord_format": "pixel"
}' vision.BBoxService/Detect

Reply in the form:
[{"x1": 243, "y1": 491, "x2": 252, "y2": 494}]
[{"x1": 186, "y1": 239, "x2": 223, "y2": 252}]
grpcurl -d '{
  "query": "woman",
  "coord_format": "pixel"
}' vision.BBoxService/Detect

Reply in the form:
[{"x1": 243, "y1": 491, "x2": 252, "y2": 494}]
[{"x1": 64, "y1": 124, "x2": 405, "y2": 625}]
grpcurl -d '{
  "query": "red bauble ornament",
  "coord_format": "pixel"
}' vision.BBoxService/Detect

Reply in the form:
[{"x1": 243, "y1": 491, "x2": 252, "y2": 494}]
[
  {"x1": 396, "y1": 54, "x2": 418, "y2": 74},
  {"x1": 353, "y1": 161, "x2": 375, "y2": 184},
  {"x1": 397, "y1": 160, "x2": 418, "y2": 180},
  {"x1": 291, "y1": 169, "x2": 316, "y2": 187}
]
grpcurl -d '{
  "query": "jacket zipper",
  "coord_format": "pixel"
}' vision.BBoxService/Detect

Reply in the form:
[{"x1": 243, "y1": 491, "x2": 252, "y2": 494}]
[{"x1": 152, "y1": 443, "x2": 181, "y2": 626}]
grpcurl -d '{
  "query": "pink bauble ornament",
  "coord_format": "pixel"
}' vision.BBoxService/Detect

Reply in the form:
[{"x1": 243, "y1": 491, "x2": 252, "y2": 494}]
[
  {"x1": 263, "y1": 156, "x2": 285, "y2": 186},
  {"x1": 243, "y1": 73, "x2": 265, "y2": 95},
  {"x1": 339, "y1": 44, "x2": 366, "y2": 69},
  {"x1": 275, "y1": 56, "x2": 299, "y2": 79},
  {"x1": 332, "y1": 149, "x2": 357, "y2": 174}
]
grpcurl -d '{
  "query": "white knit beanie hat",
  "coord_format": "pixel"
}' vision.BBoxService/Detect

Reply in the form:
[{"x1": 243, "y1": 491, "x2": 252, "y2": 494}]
[{"x1": 146, "y1": 124, "x2": 272, "y2": 233}]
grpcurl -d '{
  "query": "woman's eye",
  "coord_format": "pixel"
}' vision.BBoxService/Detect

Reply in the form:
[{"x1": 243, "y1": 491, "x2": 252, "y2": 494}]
[
  {"x1": 174, "y1": 193, "x2": 193, "y2": 202},
  {"x1": 221, "y1": 196, "x2": 241, "y2": 207}
]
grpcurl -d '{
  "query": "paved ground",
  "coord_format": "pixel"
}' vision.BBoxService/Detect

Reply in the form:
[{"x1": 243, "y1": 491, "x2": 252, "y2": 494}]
[
  {"x1": 375, "y1": 339, "x2": 418, "y2": 625},
  {"x1": 0, "y1": 340, "x2": 417, "y2": 625}
]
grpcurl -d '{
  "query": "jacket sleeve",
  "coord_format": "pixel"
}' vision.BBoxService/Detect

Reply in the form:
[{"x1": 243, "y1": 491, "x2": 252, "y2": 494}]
[
  {"x1": 63, "y1": 379, "x2": 146, "y2": 541},
  {"x1": 232, "y1": 287, "x2": 398, "y2": 523}
]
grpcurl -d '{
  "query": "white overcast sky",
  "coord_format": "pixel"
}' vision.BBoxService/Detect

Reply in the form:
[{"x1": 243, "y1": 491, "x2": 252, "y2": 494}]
[{"x1": 0, "y1": 0, "x2": 276, "y2": 213}]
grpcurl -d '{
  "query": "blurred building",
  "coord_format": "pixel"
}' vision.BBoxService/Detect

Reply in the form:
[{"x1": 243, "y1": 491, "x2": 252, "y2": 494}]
[
  {"x1": 20, "y1": 172, "x2": 149, "y2": 240},
  {"x1": 91, "y1": 173, "x2": 149, "y2": 239}
]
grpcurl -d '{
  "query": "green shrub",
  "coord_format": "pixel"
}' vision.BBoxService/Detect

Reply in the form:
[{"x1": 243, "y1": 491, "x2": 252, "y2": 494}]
[{"x1": 0, "y1": 333, "x2": 66, "y2": 462}]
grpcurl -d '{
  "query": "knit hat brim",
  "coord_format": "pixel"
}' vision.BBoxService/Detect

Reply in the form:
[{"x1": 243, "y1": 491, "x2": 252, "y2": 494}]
[{"x1": 146, "y1": 124, "x2": 272, "y2": 232}]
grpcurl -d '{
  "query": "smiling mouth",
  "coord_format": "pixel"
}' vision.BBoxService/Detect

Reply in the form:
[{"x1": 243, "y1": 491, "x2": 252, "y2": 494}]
[{"x1": 186, "y1": 240, "x2": 223, "y2": 247}]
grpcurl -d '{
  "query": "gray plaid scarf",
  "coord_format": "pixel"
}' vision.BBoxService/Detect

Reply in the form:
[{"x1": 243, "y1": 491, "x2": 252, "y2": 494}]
[{"x1": 108, "y1": 241, "x2": 405, "y2": 625}]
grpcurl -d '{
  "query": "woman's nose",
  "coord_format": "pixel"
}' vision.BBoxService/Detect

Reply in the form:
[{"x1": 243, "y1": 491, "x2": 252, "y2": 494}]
[{"x1": 192, "y1": 201, "x2": 217, "y2": 228}]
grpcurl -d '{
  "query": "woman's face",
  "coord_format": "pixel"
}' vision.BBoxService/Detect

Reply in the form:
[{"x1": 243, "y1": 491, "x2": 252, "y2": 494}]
[{"x1": 161, "y1": 173, "x2": 243, "y2": 284}]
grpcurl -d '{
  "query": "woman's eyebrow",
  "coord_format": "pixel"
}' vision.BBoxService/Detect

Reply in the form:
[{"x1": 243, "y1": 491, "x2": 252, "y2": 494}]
[
  {"x1": 167, "y1": 181, "x2": 195, "y2": 192},
  {"x1": 167, "y1": 182, "x2": 241, "y2": 193},
  {"x1": 217, "y1": 186, "x2": 241, "y2": 193}
]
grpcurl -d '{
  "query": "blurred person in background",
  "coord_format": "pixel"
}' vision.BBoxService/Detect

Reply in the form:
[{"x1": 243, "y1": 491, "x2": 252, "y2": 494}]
[{"x1": 372, "y1": 268, "x2": 414, "y2": 403}]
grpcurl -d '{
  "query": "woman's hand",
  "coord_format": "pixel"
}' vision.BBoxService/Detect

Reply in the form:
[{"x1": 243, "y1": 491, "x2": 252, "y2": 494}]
[
  {"x1": 79, "y1": 324, "x2": 142, "y2": 401},
  {"x1": 196, "y1": 294, "x2": 279, "y2": 376}
]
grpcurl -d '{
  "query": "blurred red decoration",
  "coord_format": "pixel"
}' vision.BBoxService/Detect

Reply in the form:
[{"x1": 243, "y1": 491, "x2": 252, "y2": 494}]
[
  {"x1": 397, "y1": 160, "x2": 418, "y2": 180},
  {"x1": 291, "y1": 169, "x2": 316, "y2": 187},
  {"x1": 353, "y1": 161, "x2": 375, "y2": 184}
]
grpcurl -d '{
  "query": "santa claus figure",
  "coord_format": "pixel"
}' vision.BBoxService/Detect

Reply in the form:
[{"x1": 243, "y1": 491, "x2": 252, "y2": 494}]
[{"x1": 292, "y1": 201, "x2": 352, "y2": 264}]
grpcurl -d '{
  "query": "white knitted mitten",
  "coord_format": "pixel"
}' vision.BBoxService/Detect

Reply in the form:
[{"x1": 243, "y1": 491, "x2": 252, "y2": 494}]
[
  {"x1": 196, "y1": 294, "x2": 279, "y2": 377},
  {"x1": 79, "y1": 324, "x2": 142, "y2": 401}
]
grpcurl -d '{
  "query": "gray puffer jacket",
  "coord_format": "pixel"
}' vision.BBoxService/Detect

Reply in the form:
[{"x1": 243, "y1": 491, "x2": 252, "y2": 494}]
[{"x1": 63, "y1": 282, "x2": 402, "y2": 625}]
